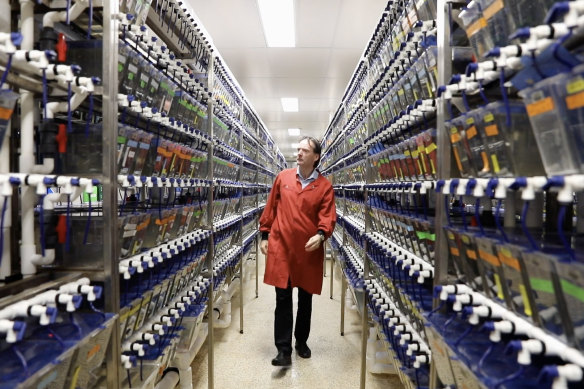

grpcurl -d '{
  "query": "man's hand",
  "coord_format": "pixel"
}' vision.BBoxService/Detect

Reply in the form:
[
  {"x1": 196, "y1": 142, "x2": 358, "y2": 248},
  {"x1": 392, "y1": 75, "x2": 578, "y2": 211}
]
[
  {"x1": 260, "y1": 239, "x2": 268, "y2": 255},
  {"x1": 305, "y1": 234, "x2": 322, "y2": 252}
]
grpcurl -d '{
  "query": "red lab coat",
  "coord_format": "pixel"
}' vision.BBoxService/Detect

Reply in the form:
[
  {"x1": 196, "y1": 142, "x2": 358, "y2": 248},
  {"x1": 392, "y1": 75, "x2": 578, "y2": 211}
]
[{"x1": 259, "y1": 168, "x2": 336, "y2": 295}]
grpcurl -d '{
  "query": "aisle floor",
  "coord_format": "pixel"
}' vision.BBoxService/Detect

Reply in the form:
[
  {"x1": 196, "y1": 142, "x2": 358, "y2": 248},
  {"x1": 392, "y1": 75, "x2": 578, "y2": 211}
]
[{"x1": 191, "y1": 252, "x2": 404, "y2": 389}]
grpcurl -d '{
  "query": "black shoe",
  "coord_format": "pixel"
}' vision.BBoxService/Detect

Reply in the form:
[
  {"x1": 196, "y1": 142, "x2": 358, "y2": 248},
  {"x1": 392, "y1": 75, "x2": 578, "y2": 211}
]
[
  {"x1": 271, "y1": 351, "x2": 292, "y2": 366},
  {"x1": 295, "y1": 342, "x2": 311, "y2": 359}
]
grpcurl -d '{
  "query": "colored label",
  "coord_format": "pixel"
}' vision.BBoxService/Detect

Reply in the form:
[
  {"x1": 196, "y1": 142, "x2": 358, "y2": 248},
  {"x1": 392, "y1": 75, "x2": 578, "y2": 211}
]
[
  {"x1": 466, "y1": 250, "x2": 477, "y2": 260},
  {"x1": 498, "y1": 248, "x2": 520, "y2": 271},
  {"x1": 519, "y1": 284, "x2": 533, "y2": 316},
  {"x1": 567, "y1": 78, "x2": 584, "y2": 94},
  {"x1": 483, "y1": 113, "x2": 495, "y2": 123},
  {"x1": 494, "y1": 273, "x2": 505, "y2": 300},
  {"x1": 479, "y1": 249, "x2": 500, "y2": 267},
  {"x1": 466, "y1": 17, "x2": 487, "y2": 37},
  {"x1": 450, "y1": 247, "x2": 460, "y2": 256},
  {"x1": 483, "y1": 0, "x2": 504, "y2": 20},
  {"x1": 560, "y1": 279, "x2": 584, "y2": 304},
  {"x1": 0, "y1": 106, "x2": 14, "y2": 120},
  {"x1": 425, "y1": 143, "x2": 437, "y2": 153},
  {"x1": 566, "y1": 91, "x2": 584, "y2": 110},
  {"x1": 466, "y1": 126, "x2": 477, "y2": 139},
  {"x1": 530, "y1": 277, "x2": 555, "y2": 294},
  {"x1": 485, "y1": 124, "x2": 499, "y2": 136},
  {"x1": 491, "y1": 154, "x2": 501, "y2": 173},
  {"x1": 526, "y1": 97, "x2": 554, "y2": 117}
]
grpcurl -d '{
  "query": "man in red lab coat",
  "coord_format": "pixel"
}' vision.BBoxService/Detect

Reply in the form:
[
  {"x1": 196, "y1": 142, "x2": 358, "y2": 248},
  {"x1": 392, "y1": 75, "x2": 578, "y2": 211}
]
[{"x1": 259, "y1": 136, "x2": 336, "y2": 367}]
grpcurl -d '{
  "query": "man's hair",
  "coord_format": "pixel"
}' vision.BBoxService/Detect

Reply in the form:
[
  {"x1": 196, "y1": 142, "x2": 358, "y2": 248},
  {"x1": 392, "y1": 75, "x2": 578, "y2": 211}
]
[{"x1": 299, "y1": 136, "x2": 322, "y2": 168}]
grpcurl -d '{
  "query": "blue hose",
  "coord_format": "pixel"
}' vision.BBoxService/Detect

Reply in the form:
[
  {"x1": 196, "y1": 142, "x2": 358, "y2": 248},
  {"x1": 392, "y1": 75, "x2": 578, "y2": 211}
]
[
  {"x1": 521, "y1": 201, "x2": 538, "y2": 250},
  {"x1": 0, "y1": 54, "x2": 12, "y2": 87}
]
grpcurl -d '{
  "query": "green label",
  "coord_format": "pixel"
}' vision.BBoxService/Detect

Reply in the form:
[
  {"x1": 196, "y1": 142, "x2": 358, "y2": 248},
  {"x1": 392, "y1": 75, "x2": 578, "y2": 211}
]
[
  {"x1": 529, "y1": 277, "x2": 555, "y2": 294},
  {"x1": 561, "y1": 279, "x2": 584, "y2": 303}
]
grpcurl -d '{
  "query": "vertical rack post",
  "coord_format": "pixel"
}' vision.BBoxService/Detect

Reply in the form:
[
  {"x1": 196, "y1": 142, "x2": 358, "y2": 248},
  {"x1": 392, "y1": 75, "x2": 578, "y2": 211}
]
[
  {"x1": 239, "y1": 104, "x2": 244, "y2": 334},
  {"x1": 102, "y1": 1, "x2": 121, "y2": 387},
  {"x1": 206, "y1": 53, "x2": 215, "y2": 389}
]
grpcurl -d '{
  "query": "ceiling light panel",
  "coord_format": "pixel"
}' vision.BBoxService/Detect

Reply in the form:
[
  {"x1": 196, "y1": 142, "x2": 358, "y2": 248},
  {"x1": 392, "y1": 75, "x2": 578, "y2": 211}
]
[
  {"x1": 257, "y1": 0, "x2": 296, "y2": 47},
  {"x1": 288, "y1": 128, "x2": 300, "y2": 136}
]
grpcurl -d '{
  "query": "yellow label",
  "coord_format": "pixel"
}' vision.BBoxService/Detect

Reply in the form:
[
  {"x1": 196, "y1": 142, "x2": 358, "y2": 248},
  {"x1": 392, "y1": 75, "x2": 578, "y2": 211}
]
[
  {"x1": 526, "y1": 97, "x2": 554, "y2": 117},
  {"x1": 491, "y1": 154, "x2": 501, "y2": 173},
  {"x1": 566, "y1": 91, "x2": 584, "y2": 110},
  {"x1": 466, "y1": 126, "x2": 477, "y2": 139},
  {"x1": 485, "y1": 124, "x2": 499, "y2": 136},
  {"x1": 494, "y1": 273, "x2": 505, "y2": 300},
  {"x1": 425, "y1": 143, "x2": 437, "y2": 153},
  {"x1": 483, "y1": 113, "x2": 495, "y2": 123},
  {"x1": 567, "y1": 78, "x2": 584, "y2": 95},
  {"x1": 483, "y1": 0, "x2": 504, "y2": 20},
  {"x1": 466, "y1": 117, "x2": 475, "y2": 125},
  {"x1": 519, "y1": 284, "x2": 533, "y2": 316},
  {"x1": 447, "y1": 231, "x2": 455, "y2": 240},
  {"x1": 462, "y1": 235, "x2": 470, "y2": 244},
  {"x1": 412, "y1": 150, "x2": 419, "y2": 158}
]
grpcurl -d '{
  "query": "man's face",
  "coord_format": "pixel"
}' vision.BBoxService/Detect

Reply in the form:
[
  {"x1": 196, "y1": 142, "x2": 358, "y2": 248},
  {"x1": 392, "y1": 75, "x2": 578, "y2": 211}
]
[{"x1": 296, "y1": 139, "x2": 319, "y2": 170}]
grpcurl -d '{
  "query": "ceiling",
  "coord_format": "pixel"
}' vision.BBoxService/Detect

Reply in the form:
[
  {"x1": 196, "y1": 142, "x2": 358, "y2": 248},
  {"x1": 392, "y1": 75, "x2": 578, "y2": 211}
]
[{"x1": 187, "y1": 0, "x2": 387, "y2": 162}]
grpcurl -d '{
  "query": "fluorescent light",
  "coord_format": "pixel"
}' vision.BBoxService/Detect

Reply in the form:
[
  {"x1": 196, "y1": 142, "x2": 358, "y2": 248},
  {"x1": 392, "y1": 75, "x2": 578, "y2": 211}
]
[
  {"x1": 288, "y1": 128, "x2": 300, "y2": 136},
  {"x1": 281, "y1": 97, "x2": 298, "y2": 112},
  {"x1": 290, "y1": 143, "x2": 299, "y2": 149},
  {"x1": 257, "y1": 0, "x2": 295, "y2": 47}
]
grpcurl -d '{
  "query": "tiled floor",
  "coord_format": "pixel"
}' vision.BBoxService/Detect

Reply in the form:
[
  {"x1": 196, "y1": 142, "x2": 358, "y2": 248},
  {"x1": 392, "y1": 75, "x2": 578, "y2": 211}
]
[{"x1": 191, "y1": 252, "x2": 404, "y2": 389}]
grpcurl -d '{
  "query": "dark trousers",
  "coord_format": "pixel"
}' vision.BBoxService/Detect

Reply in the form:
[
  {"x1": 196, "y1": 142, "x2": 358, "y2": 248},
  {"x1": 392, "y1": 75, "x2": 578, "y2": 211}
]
[{"x1": 274, "y1": 282, "x2": 313, "y2": 355}]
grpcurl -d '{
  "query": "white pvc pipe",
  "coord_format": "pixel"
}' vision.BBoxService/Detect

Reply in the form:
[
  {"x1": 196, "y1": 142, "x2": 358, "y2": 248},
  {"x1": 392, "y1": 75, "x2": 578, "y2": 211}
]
[{"x1": 42, "y1": 0, "x2": 88, "y2": 28}]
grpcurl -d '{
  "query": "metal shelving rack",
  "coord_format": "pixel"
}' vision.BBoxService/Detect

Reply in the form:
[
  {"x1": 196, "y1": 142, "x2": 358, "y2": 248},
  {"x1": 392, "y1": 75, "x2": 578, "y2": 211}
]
[{"x1": 0, "y1": 1, "x2": 284, "y2": 388}]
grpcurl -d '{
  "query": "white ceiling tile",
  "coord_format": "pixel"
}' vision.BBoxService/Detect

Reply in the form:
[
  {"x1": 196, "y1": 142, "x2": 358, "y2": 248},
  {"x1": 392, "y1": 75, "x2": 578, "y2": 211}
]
[
  {"x1": 266, "y1": 48, "x2": 332, "y2": 78},
  {"x1": 295, "y1": 0, "x2": 341, "y2": 48},
  {"x1": 333, "y1": 0, "x2": 387, "y2": 48},
  {"x1": 188, "y1": 0, "x2": 266, "y2": 48}
]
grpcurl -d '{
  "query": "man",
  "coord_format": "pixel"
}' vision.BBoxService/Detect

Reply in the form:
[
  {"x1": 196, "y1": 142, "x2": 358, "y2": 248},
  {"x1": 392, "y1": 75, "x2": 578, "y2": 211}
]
[{"x1": 259, "y1": 136, "x2": 336, "y2": 367}]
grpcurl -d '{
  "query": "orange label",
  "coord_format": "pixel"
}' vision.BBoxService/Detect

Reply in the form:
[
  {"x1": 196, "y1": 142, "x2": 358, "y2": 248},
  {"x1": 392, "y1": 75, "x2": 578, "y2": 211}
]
[
  {"x1": 450, "y1": 132, "x2": 461, "y2": 143},
  {"x1": 466, "y1": 17, "x2": 487, "y2": 37},
  {"x1": 137, "y1": 219, "x2": 150, "y2": 231},
  {"x1": 483, "y1": 0, "x2": 504, "y2": 20},
  {"x1": 526, "y1": 97, "x2": 554, "y2": 117},
  {"x1": 479, "y1": 249, "x2": 500, "y2": 267},
  {"x1": 485, "y1": 124, "x2": 499, "y2": 136},
  {"x1": 466, "y1": 126, "x2": 477, "y2": 139},
  {"x1": 498, "y1": 250, "x2": 520, "y2": 271},
  {"x1": 566, "y1": 91, "x2": 584, "y2": 110},
  {"x1": 450, "y1": 247, "x2": 460, "y2": 257},
  {"x1": 0, "y1": 106, "x2": 14, "y2": 120},
  {"x1": 466, "y1": 250, "x2": 477, "y2": 260},
  {"x1": 452, "y1": 147, "x2": 463, "y2": 172},
  {"x1": 87, "y1": 344, "x2": 101, "y2": 360}
]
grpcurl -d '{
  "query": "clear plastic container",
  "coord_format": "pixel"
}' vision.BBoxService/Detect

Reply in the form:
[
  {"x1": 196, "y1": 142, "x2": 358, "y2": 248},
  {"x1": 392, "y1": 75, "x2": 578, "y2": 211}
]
[
  {"x1": 447, "y1": 116, "x2": 477, "y2": 177},
  {"x1": 461, "y1": 110, "x2": 491, "y2": 177},
  {"x1": 553, "y1": 64, "x2": 584, "y2": 171},
  {"x1": 475, "y1": 235, "x2": 509, "y2": 304},
  {"x1": 416, "y1": 0, "x2": 437, "y2": 21},
  {"x1": 519, "y1": 76, "x2": 582, "y2": 175},
  {"x1": 478, "y1": 0, "x2": 515, "y2": 49},
  {"x1": 506, "y1": 0, "x2": 556, "y2": 29},
  {"x1": 522, "y1": 250, "x2": 569, "y2": 337},
  {"x1": 479, "y1": 100, "x2": 545, "y2": 177},
  {"x1": 554, "y1": 258, "x2": 584, "y2": 350},
  {"x1": 459, "y1": 2, "x2": 493, "y2": 59},
  {"x1": 422, "y1": 47, "x2": 439, "y2": 98}
]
